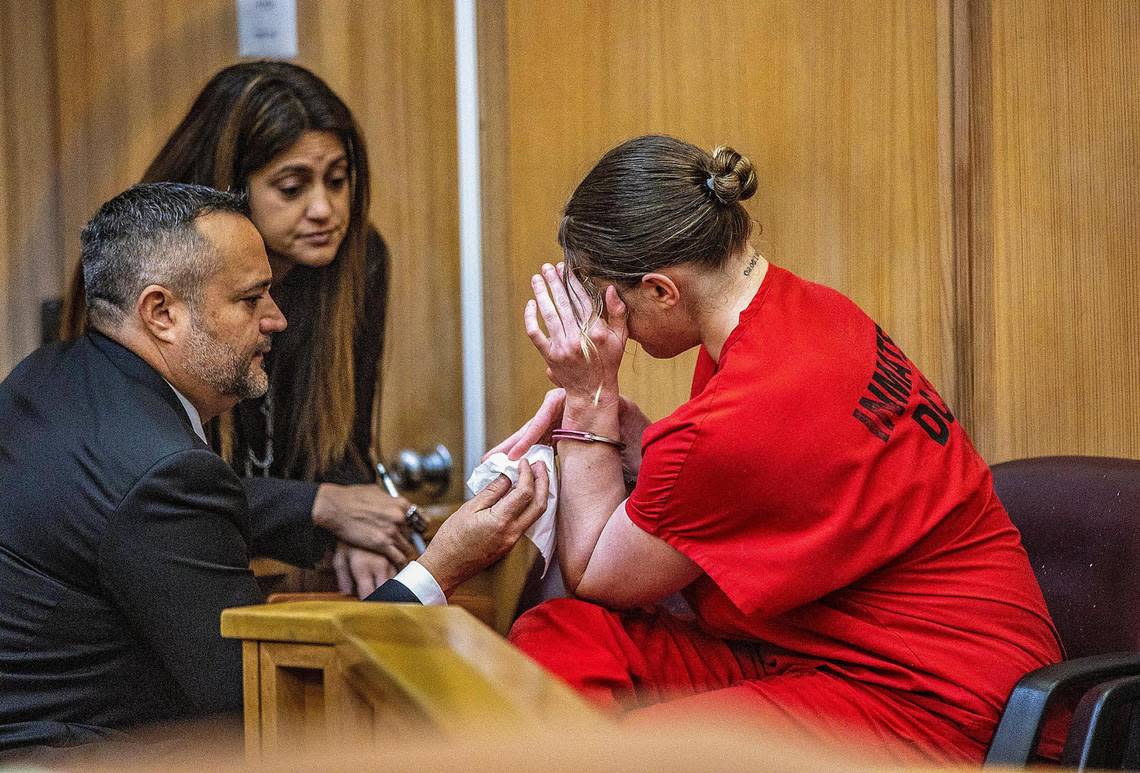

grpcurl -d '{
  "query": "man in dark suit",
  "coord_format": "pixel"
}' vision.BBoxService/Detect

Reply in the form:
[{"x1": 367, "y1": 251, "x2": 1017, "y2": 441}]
[{"x1": 0, "y1": 183, "x2": 548, "y2": 753}]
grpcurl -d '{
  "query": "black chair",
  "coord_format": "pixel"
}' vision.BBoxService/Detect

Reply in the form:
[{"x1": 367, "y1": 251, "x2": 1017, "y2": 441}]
[
  {"x1": 1066, "y1": 675, "x2": 1140, "y2": 769},
  {"x1": 985, "y1": 456, "x2": 1140, "y2": 768}
]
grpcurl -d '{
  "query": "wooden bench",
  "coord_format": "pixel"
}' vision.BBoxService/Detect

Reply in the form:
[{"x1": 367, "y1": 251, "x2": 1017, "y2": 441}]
[{"x1": 220, "y1": 600, "x2": 600, "y2": 760}]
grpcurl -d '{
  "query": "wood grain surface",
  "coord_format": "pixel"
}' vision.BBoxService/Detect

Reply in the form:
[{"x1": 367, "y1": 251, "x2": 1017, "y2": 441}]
[
  {"x1": 482, "y1": 0, "x2": 957, "y2": 444},
  {"x1": 0, "y1": 0, "x2": 63, "y2": 379},
  {"x1": 968, "y1": 0, "x2": 1140, "y2": 461},
  {"x1": 2, "y1": 1, "x2": 1136, "y2": 468},
  {"x1": 47, "y1": 0, "x2": 464, "y2": 488}
]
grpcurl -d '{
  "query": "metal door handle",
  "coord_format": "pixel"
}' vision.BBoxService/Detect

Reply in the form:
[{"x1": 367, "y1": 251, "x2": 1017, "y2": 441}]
[{"x1": 389, "y1": 444, "x2": 452, "y2": 500}]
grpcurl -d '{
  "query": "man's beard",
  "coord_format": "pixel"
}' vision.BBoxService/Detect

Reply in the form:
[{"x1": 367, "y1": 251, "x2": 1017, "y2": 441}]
[{"x1": 184, "y1": 316, "x2": 269, "y2": 401}]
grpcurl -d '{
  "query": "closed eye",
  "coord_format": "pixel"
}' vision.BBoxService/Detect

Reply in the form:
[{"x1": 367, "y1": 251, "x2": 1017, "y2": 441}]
[{"x1": 273, "y1": 173, "x2": 308, "y2": 200}]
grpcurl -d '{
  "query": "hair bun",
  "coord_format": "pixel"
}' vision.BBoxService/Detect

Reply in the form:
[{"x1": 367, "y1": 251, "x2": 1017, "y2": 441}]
[{"x1": 706, "y1": 145, "x2": 758, "y2": 206}]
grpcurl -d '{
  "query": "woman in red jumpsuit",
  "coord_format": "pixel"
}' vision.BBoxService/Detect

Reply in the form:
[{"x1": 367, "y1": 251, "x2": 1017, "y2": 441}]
[{"x1": 497, "y1": 135, "x2": 1062, "y2": 763}]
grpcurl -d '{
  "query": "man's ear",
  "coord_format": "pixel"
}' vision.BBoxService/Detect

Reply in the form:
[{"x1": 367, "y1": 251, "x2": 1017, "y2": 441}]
[
  {"x1": 639, "y1": 272, "x2": 681, "y2": 309},
  {"x1": 136, "y1": 284, "x2": 186, "y2": 344}
]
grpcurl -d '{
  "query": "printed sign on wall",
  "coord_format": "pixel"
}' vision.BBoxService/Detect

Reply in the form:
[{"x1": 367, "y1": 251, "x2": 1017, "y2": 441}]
[{"x1": 237, "y1": 0, "x2": 298, "y2": 59}]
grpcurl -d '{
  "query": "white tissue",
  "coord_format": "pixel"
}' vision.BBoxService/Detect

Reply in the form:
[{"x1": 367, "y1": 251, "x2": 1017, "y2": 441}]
[{"x1": 466, "y1": 445, "x2": 557, "y2": 576}]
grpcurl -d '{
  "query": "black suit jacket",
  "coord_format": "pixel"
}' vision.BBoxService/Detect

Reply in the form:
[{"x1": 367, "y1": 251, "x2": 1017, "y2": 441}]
[{"x1": 0, "y1": 333, "x2": 419, "y2": 751}]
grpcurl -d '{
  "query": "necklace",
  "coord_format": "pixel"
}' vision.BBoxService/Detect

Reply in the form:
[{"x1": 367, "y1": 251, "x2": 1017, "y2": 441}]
[{"x1": 244, "y1": 388, "x2": 275, "y2": 477}]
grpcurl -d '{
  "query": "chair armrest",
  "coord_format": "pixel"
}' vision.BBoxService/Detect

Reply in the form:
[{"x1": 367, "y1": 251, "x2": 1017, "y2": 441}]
[
  {"x1": 1062, "y1": 674, "x2": 1140, "y2": 769},
  {"x1": 986, "y1": 652, "x2": 1140, "y2": 765}
]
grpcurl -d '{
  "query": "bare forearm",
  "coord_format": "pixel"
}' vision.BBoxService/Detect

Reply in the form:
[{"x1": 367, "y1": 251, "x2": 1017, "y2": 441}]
[{"x1": 556, "y1": 395, "x2": 627, "y2": 591}]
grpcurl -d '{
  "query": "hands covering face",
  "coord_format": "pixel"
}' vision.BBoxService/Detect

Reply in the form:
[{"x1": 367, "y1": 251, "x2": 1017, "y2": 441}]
[{"x1": 525, "y1": 263, "x2": 628, "y2": 403}]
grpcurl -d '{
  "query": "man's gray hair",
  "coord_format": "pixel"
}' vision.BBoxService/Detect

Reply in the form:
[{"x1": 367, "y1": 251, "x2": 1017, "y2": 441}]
[{"x1": 80, "y1": 182, "x2": 249, "y2": 331}]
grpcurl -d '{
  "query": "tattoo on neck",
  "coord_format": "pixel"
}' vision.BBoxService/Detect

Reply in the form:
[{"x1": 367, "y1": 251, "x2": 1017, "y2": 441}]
[{"x1": 743, "y1": 255, "x2": 759, "y2": 276}]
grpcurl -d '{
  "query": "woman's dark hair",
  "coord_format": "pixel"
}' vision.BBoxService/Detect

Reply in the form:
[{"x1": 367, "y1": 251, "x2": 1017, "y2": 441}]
[
  {"x1": 558, "y1": 134, "x2": 758, "y2": 315},
  {"x1": 60, "y1": 61, "x2": 376, "y2": 479}
]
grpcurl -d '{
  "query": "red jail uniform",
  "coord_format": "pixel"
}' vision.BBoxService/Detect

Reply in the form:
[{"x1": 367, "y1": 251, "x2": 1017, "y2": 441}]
[{"x1": 510, "y1": 264, "x2": 1062, "y2": 764}]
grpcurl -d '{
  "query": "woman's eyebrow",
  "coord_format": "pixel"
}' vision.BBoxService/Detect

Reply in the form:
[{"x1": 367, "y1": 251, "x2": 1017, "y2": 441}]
[
  {"x1": 270, "y1": 164, "x2": 312, "y2": 178},
  {"x1": 271, "y1": 155, "x2": 347, "y2": 177}
]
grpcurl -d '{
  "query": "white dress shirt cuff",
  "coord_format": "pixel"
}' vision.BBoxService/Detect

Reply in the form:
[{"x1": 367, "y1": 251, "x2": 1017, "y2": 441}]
[{"x1": 392, "y1": 560, "x2": 447, "y2": 606}]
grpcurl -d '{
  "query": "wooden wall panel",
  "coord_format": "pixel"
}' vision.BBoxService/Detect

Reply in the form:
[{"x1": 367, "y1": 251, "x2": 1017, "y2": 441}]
[
  {"x1": 53, "y1": 1, "x2": 239, "y2": 265},
  {"x1": 294, "y1": 1, "x2": 462, "y2": 486},
  {"x1": 0, "y1": 7, "x2": 11, "y2": 375},
  {"x1": 483, "y1": 0, "x2": 956, "y2": 444},
  {"x1": 0, "y1": 0, "x2": 62, "y2": 377},
  {"x1": 48, "y1": 0, "x2": 462, "y2": 488},
  {"x1": 8, "y1": 0, "x2": 1137, "y2": 479},
  {"x1": 970, "y1": 0, "x2": 1140, "y2": 461}
]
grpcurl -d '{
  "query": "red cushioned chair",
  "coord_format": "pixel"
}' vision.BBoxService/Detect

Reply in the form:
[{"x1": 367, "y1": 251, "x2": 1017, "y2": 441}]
[{"x1": 984, "y1": 456, "x2": 1140, "y2": 769}]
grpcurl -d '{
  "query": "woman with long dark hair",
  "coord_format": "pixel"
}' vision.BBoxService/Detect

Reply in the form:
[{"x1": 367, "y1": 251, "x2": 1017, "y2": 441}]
[
  {"x1": 61, "y1": 61, "x2": 412, "y2": 595},
  {"x1": 497, "y1": 135, "x2": 1062, "y2": 763}
]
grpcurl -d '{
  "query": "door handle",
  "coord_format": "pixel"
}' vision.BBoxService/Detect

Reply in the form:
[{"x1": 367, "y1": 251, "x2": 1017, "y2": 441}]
[{"x1": 389, "y1": 444, "x2": 452, "y2": 500}]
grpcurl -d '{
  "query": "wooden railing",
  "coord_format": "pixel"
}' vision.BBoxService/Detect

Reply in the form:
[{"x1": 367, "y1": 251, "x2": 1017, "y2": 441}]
[{"x1": 220, "y1": 601, "x2": 600, "y2": 760}]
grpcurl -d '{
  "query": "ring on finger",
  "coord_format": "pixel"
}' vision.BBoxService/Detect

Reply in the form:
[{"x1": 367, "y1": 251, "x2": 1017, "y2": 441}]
[{"x1": 404, "y1": 504, "x2": 428, "y2": 534}]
